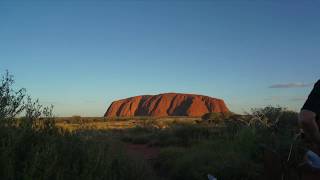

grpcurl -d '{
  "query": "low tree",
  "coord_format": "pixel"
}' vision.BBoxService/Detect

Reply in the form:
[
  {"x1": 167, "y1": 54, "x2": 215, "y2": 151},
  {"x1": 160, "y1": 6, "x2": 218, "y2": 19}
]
[
  {"x1": 0, "y1": 70, "x2": 26, "y2": 126},
  {"x1": 0, "y1": 70, "x2": 55, "y2": 130},
  {"x1": 249, "y1": 105, "x2": 299, "y2": 132}
]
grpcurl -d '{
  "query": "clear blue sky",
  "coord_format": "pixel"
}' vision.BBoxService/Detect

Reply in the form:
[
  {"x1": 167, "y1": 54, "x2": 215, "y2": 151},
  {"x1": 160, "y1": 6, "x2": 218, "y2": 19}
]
[{"x1": 1, "y1": 0, "x2": 319, "y2": 116}]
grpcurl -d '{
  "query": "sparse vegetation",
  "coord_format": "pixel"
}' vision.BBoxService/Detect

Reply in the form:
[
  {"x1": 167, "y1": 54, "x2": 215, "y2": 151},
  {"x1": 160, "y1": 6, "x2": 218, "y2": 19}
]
[
  {"x1": 201, "y1": 112, "x2": 232, "y2": 125},
  {"x1": 153, "y1": 109, "x2": 301, "y2": 180},
  {"x1": 0, "y1": 71, "x2": 156, "y2": 180},
  {"x1": 0, "y1": 71, "x2": 304, "y2": 180}
]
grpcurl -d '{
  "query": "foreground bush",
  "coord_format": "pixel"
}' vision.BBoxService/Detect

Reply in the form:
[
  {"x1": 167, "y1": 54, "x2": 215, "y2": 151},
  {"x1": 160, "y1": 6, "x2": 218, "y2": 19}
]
[
  {"x1": 153, "y1": 106, "x2": 301, "y2": 180},
  {"x1": 0, "y1": 71, "x2": 156, "y2": 180},
  {"x1": 0, "y1": 127, "x2": 155, "y2": 180},
  {"x1": 156, "y1": 127, "x2": 263, "y2": 180}
]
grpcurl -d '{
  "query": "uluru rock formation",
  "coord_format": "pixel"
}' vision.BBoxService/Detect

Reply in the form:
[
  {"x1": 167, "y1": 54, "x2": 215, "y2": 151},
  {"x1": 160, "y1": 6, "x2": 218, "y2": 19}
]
[{"x1": 104, "y1": 93, "x2": 229, "y2": 117}]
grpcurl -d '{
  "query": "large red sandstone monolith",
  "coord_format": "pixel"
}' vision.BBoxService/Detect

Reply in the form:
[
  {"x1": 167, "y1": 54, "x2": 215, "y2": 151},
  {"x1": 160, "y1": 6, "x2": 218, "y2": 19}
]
[{"x1": 104, "y1": 93, "x2": 229, "y2": 117}]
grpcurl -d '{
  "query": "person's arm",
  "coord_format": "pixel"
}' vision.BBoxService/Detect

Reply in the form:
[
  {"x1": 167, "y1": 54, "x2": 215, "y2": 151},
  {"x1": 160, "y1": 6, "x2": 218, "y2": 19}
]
[
  {"x1": 299, "y1": 110, "x2": 320, "y2": 144},
  {"x1": 299, "y1": 80, "x2": 320, "y2": 145}
]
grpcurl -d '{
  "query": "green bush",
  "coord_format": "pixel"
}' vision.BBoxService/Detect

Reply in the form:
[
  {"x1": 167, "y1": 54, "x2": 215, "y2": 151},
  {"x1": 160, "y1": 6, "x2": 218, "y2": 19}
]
[
  {"x1": 156, "y1": 127, "x2": 263, "y2": 180},
  {"x1": 201, "y1": 112, "x2": 232, "y2": 124},
  {"x1": 0, "y1": 127, "x2": 156, "y2": 180},
  {"x1": 154, "y1": 107, "x2": 301, "y2": 180},
  {"x1": 0, "y1": 71, "x2": 157, "y2": 180},
  {"x1": 0, "y1": 70, "x2": 26, "y2": 126},
  {"x1": 249, "y1": 106, "x2": 299, "y2": 133}
]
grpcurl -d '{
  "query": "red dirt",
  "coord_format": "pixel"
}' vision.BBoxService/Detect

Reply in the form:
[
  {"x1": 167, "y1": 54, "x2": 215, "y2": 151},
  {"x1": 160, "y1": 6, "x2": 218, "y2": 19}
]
[
  {"x1": 125, "y1": 144, "x2": 160, "y2": 160},
  {"x1": 105, "y1": 93, "x2": 229, "y2": 117}
]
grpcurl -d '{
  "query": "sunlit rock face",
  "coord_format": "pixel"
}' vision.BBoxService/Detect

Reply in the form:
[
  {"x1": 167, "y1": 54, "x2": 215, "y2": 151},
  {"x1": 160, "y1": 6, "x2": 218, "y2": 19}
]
[{"x1": 104, "y1": 93, "x2": 229, "y2": 117}]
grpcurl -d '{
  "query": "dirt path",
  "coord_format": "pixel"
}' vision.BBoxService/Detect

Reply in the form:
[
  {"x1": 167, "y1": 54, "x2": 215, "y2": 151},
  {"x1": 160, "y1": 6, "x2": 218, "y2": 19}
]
[{"x1": 125, "y1": 144, "x2": 160, "y2": 160}]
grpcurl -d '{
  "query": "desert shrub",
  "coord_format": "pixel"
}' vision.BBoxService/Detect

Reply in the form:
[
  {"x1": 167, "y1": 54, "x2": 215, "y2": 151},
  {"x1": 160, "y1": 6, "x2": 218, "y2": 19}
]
[
  {"x1": 249, "y1": 106, "x2": 300, "y2": 141},
  {"x1": 245, "y1": 106, "x2": 301, "y2": 159},
  {"x1": 0, "y1": 70, "x2": 26, "y2": 126},
  {"x1": 201, "y1": 112, "x2": 232, "y2": 125},
  {"x1": 113, "y1": 108, "x2": 300, "y2": 180},
  {"x1": 120, "y1": 126, "x2": 152, "y2": 144},
  {"x1": 0, "y1": 71, "x2": 157, "y2": 180},
  {"x1": 154, "y1": 106, "x2": 302, "y2": 180},
  {"x1": 202, "y1": 112, "x2": 221, "y2": 120},
  {"x1": 128, "y1": 126, "x2": 153, "y2": 134},
  {"x1": 128, "y1": 134, "x2": 153, "y2": 144},
  {"x1": 276, "y1": 110, "x2": 299, "y2": 133},
  {"x1": 156, "y1": 127, "x2": 263, "y2": 180},
  {"x1": 170, "y1": 124, "x2": 210, "y2": 145},
  {"x1": 0, "y1": 128, "x2": 156, "y2": 180},
  {"x1": 122, "y1": 122, "x2": 233, "y2": 147},
  {"x1": 249, "y1": 106, "x2": 298, "y2": 129},
  {"x1": 72, "y1": 115, "x2": 82, "y2": 122},
  {"x1": 120, "y1": 124, "x2": 211, "y2": 147},
  {"x1": 140, "y1": 118, "x2": 158, "y2": 129},
  {"x1": 149, "y1": 132, "x2": 182, "y2": 147}
]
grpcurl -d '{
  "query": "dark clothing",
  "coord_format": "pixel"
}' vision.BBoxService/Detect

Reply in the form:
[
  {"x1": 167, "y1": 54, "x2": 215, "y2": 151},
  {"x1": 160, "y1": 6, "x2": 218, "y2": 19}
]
[
  {"x1": 302, "y1": 80, "x2": 320, "y2": 119},
  {"x1": 301, "y1": 81, "x2": 320, "y2": 164}
]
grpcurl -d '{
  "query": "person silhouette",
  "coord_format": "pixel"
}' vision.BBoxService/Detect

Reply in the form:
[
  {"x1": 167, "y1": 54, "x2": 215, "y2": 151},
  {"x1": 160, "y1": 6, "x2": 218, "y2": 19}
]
[{"x1": 300, "y1": 80, "x2": 320, "y2": 154}]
